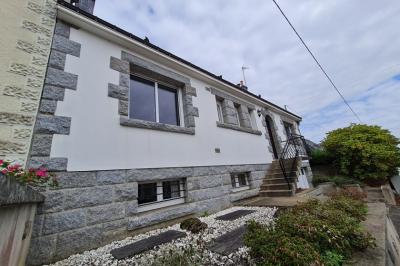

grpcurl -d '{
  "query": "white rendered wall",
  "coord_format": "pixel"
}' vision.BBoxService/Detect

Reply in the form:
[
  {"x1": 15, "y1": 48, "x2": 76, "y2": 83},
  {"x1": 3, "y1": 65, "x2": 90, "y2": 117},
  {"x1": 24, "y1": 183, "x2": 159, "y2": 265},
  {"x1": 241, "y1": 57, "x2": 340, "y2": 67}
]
[{"x1": 51, "y1": 28, "x2": 292, "y2": 171}]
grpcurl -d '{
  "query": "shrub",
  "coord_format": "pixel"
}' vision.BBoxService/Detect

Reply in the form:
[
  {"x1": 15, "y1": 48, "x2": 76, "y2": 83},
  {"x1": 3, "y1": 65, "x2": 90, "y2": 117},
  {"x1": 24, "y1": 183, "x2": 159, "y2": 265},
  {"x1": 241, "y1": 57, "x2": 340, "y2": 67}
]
[
  {"x1": 322, "y1": 124, "x2": 400, "y2": 181},
  {"x1": 180, "y1": 218, "x2": 207, "y2": 234},
  {"x1": 312, "y1": 174, "x2": 360, "y2": 187},
  {"x1": 330, "y1": 187, "x2": 367, "y2": 201},
  {"x1": 321, "y1": 251, "x2": 344, "y2": 266},
  {"x1": 244, "y1": 221, "x2": 323, "y2": 266},
  {"x1": 244, "y1": 196, "x2": 375, "y2": 265},
  {"x1": 310, "y1": 149, "x2": 334, "y2": 166}
]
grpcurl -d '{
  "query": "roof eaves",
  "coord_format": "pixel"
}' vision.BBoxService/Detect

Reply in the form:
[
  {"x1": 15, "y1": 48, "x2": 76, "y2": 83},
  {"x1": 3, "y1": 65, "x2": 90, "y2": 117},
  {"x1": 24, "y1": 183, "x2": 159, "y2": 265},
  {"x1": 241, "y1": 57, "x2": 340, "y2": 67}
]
[{"x1": 56, "y1": 0, "x2": 302, "y2": 120}]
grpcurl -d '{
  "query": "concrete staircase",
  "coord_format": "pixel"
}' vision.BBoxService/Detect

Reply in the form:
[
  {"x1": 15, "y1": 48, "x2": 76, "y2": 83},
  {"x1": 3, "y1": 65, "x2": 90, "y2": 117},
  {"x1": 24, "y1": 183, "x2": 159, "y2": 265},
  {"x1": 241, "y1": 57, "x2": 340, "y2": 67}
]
[
  {"x1": 259, "y1": 159, "x2": 297, "y2": 197},
  {"x1": 365, "y1": 187, "x2": 386, "y2": 203}
]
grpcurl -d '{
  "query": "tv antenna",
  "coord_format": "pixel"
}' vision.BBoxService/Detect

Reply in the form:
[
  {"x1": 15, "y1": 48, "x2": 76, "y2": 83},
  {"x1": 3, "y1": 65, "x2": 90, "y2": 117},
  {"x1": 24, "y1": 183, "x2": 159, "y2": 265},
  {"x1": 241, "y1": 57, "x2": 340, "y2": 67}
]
[{"x1": 242, "y1": 66, "x2": 249, "y2": 85}]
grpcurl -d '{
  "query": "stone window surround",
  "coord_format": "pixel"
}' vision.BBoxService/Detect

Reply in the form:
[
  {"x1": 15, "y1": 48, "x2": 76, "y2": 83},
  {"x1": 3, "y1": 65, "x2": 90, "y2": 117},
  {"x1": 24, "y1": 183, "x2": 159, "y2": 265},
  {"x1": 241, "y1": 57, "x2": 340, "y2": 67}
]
[
  {"x1": 109, "y1": 51, "x2": 199, "y2": 135},
  {"x1": 28, "y1": 20, "x2": 81, "y2": 171},
  {"x1": 207, "y1": 87, "x2": 262, "y2": 136}
]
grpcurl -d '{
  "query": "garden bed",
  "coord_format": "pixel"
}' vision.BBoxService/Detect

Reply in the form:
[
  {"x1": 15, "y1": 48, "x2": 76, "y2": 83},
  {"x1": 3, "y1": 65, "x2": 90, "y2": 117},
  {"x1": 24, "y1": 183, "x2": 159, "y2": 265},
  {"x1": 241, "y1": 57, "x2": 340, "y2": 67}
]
[{"x1": 48, "y1": 206, "x2": 277, "y2": 266}]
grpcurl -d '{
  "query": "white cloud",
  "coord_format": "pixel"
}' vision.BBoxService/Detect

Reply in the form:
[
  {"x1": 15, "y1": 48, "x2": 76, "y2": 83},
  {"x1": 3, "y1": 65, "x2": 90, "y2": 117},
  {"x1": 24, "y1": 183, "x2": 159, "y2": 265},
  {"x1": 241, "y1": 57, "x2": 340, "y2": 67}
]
[{"x1": 94, "y1": 0, "x2": 400, "y2": 142}]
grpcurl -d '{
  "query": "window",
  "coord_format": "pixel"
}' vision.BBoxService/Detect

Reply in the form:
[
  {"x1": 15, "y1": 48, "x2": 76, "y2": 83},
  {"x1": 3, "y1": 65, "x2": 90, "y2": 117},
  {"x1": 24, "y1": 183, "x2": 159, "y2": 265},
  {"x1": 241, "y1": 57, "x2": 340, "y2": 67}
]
[
  {"x1": 216, "y1": 100, "x2": 223, "y2": 123},
  {"x1": 231, "y1": 173, "x2": 250, "y2": 192},
  {"x1": 138, "y1": 182, "x2": 157, "y2": 204},
  {"x1": 234, "y1": 105, "x2": 241, "y2": 126},
  {"x1": 137, "y1": 179, "x2": 186, "y2": 212},
  {"x1": 129, "y1": 75, "x2": 180, "y2": 126},
  {"x1": 284, "y1": 122, "x2": 294, "y2": 139}
]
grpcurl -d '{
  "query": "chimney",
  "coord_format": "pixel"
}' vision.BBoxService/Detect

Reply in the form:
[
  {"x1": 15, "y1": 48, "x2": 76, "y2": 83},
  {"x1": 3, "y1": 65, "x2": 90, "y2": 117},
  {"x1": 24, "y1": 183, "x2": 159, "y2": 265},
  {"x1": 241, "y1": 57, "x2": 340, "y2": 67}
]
[
  {"x1": 72, "y1": 0, "x2": 96, "y2": 14},
  {"x1": 238, "y1": 80, "x2": 248, "y2": 91}
]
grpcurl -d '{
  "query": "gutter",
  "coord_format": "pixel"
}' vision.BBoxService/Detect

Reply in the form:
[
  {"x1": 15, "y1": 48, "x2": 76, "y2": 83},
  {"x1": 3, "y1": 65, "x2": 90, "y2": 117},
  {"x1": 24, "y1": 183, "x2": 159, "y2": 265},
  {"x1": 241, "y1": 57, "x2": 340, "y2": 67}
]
[{"x1": 56, "y1": 0, "x2": 302, "y2": 121}]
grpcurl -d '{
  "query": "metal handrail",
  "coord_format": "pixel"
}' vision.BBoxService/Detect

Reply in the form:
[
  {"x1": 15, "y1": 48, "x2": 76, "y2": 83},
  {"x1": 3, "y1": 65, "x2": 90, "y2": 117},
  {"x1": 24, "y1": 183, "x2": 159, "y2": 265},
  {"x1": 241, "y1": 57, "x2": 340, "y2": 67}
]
[{"x1": 278, "y1": 134, "x2": 308, "y2": 190}]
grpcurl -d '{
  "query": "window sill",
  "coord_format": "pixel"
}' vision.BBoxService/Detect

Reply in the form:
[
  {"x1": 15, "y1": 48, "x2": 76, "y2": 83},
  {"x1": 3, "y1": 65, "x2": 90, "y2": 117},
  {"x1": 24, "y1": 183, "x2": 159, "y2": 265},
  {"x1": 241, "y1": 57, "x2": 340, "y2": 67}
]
[
  {"x1": 137, "y1": 198, "x2": 185, "y2": 213},
  {"x1": 216, "y1": 121, "x2": 262, "y2": 135},
  {"x1": 231, "y1": 186, "x2": 250, "y2": 193},
  {"x1": 120, "y1": 116, "x2": 195, "y2": 135}
]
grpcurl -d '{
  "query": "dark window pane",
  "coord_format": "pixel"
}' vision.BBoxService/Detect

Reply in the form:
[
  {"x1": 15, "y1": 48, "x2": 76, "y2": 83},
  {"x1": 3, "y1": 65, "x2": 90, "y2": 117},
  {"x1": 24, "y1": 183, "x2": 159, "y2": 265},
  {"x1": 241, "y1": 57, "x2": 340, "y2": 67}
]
[
  {"x1": 130, "y1": 76, "x2": 156, "y2": 122},
  {"x1": 138, "y1": 183, "x2": 157, "y2": 204},
  {"x1": 239, "y1": 174, "x2": 247, "y2": 186},
  {"x1": 163, "y1": 180, "x2": 180, "y2": 199},
  {"x1": 158, "y1": 84, "x2": 179, "y2": 125}
]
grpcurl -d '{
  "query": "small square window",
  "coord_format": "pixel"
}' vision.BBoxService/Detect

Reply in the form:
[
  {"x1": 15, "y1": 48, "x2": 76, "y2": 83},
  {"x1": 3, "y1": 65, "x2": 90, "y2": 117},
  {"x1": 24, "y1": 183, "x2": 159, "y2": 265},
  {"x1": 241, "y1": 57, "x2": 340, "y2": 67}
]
[
  {"x1": 231, "y1": 173, "x2": 249, "y2": 189},
  {"x1": 138, "y1": 183, "x2": 157, "y2": 204}
]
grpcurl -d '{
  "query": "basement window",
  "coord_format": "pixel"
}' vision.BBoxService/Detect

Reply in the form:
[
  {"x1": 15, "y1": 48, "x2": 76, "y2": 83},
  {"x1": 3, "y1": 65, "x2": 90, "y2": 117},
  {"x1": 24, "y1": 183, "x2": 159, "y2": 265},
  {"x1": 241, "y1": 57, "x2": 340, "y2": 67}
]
[
  {"x1": 231, "y1": 173, "x2": 250, "y2": 192},
  {"x1": 137, "y1": 179, "x2": 186, "y2": 212}
]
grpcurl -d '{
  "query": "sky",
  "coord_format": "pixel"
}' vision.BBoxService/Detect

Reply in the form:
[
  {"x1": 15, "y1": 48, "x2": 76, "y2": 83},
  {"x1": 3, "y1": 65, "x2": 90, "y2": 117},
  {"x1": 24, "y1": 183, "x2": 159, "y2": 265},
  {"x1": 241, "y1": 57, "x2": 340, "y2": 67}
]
[{"x1": 94, "y1": 0, "x2": 400, "y2": 143}]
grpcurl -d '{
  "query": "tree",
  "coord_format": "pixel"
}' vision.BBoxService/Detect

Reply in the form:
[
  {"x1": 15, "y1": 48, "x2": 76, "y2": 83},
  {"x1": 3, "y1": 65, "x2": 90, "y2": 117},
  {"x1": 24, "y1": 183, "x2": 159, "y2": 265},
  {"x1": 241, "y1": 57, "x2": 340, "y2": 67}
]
[{"x1": 322, "y1": 124, "x2": 400, "y2": 181}]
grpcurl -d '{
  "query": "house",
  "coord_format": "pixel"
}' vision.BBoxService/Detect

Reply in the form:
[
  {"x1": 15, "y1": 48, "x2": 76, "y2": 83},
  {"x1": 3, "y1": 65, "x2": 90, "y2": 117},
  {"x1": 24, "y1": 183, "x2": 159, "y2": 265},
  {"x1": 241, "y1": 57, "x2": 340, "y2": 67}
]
[{"x1": 1, "y1": 0, "x2": 312, "y2": 264}]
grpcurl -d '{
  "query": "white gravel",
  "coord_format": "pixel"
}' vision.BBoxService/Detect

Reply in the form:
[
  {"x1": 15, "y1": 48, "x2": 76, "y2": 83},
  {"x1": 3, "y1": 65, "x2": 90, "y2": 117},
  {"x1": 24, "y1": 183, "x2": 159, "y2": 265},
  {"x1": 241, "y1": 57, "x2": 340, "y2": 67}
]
[{"x1": 49, "y1": 206, "x2": 277, "y2": 266}]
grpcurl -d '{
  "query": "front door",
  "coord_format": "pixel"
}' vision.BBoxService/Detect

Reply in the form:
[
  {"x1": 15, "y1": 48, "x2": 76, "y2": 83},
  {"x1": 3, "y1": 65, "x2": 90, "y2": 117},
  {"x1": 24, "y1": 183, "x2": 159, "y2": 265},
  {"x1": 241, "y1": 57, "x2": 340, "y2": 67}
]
[{"x1": 265, "y1": 118, "x2": 279, "y2": 159}]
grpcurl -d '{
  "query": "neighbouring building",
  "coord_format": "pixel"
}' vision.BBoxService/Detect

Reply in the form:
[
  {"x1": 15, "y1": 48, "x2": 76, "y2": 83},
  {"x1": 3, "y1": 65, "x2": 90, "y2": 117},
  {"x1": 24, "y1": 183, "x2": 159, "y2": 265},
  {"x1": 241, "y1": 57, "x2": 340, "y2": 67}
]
[
  {"x1": 0, "y1": 0, "x2": 56, "y2": 165},
  {"x1": 0, "y1": 0, "x2": 312, "y2": 264}
]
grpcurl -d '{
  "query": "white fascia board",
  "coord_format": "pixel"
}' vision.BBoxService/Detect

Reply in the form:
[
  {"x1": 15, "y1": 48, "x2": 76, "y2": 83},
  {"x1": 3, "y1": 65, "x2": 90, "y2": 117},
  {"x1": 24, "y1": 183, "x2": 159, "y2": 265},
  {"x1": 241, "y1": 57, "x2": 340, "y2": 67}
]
[{"x1": 57, "y1": 5, "x2": 301, "y2": 122}]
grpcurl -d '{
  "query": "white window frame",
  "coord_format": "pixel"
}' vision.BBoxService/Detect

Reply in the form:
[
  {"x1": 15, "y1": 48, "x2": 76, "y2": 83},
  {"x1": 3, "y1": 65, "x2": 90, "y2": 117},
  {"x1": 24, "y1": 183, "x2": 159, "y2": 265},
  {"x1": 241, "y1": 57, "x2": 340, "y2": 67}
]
[
  {"x1": 137, "y1": 179, "x2": 186, "y2": 213},
  {"x1": 231, "y1": 173, "x2": 250, "y2": 192},
  {"x1": 129, "y1": 75, "x2": 183, "y2": 126}
]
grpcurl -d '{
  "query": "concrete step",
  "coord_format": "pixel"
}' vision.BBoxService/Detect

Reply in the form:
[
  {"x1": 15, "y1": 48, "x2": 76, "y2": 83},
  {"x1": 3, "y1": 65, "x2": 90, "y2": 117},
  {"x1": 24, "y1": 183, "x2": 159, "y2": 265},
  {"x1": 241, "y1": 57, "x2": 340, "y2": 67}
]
[
  {"x1": 261, "y1": 183, "x2": 292, "y2": 190},
  {"x1": 259, "y1": 190, "x2": 293, "y2": 197},
  {"x1": 262, "y1": 177, "x2": 296, "y2": 185}
]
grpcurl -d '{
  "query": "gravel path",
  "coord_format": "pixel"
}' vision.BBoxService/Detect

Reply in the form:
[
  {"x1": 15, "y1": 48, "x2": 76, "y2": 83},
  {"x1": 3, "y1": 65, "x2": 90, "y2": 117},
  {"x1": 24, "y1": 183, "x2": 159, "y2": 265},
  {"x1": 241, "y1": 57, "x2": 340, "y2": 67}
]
[{"x1": 49, "y1": 206, "x2": 277, "y2": 266}]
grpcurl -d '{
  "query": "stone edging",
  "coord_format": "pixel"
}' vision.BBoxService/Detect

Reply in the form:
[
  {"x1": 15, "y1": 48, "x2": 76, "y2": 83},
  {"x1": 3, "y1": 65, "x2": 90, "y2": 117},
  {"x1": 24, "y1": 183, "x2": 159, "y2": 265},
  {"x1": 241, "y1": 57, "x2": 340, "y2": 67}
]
[
  {"x1": 28, "y1": 20, "x2": 81, "y2": 171},
  {"x1": 108, "y1": 51, "x2": 199, "y2": 133},
  {"x1": 216, "y1": 121, "x2": 262, "y2": 135},
  {"x1": 0, "y1": 173, "x2": 45, "y2": 206}
]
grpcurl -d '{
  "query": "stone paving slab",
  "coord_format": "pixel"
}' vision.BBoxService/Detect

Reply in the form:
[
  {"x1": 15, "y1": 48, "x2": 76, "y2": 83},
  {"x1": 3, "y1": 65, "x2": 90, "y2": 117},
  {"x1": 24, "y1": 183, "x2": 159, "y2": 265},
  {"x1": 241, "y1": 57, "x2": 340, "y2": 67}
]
[
  {"x1": 208, "y1": 225, "x2": 247, "y2": 255},
  {"x1": 110, "y1": 230, "x2": 186, "y2": 259},
  {"x1": 215, "y1": 210, "x2": 255, "y2": 221}
]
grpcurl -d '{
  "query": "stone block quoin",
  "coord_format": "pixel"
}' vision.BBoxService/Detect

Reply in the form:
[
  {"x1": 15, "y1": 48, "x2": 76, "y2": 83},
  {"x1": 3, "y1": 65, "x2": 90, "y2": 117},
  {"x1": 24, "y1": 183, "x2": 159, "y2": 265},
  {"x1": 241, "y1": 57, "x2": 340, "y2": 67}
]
[{"x1": 28, "y1": 19, "x2": 81, "y2": 171}]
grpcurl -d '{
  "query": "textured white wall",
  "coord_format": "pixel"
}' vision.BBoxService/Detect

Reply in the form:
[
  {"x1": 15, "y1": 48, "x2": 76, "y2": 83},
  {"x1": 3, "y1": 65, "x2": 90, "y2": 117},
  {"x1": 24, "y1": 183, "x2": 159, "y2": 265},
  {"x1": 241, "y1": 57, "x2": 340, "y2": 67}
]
[{"x1": 51, "y1": 28, "x2": 291, "y2": 171}]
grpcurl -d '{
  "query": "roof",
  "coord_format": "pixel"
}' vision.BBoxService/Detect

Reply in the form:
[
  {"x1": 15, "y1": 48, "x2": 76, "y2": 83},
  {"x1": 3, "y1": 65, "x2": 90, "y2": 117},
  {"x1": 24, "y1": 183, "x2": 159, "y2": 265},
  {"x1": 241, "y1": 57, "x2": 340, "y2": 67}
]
[{"x1": 57, "y1": 0, "x2": 302, "y2": 120}]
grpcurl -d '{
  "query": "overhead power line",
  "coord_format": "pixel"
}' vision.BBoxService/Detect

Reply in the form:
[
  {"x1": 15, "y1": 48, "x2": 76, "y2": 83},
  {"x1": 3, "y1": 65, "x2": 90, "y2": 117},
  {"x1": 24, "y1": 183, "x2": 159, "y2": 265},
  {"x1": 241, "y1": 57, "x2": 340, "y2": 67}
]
[{"x1": 271, "y1": 0, "x2": 362, "y2": 123}]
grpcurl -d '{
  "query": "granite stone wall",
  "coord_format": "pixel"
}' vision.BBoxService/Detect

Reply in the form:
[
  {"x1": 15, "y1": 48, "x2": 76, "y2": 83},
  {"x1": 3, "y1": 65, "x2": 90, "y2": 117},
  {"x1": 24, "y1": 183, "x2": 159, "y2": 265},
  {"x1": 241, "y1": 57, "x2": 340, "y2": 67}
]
[{"x1": 26, "y1": 163, "x2": 269, "y2": 265}]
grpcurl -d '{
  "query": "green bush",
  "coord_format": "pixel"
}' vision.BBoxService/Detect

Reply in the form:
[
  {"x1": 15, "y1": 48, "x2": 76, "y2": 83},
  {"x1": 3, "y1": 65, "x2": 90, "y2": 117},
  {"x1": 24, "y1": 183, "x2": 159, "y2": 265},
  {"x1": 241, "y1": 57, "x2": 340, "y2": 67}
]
[
  {"x1": 322, "y1": 124, "x2": 400, "y2": 181},
  {"x1": 244, "y1": 221, "x2": 323, "y2": 266},
  {"x1": 321, "y1": 251, "x2": 344, "y2": 266},
  {"x1": 312, "y1": 174, "x2": 360, "y2": 187},
  {"x1": 244, "y1": 196, "x2": 375, "y2": 265},
  {"x1": 310, "y1": 149, "x2": 333, "y2": 166}
]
